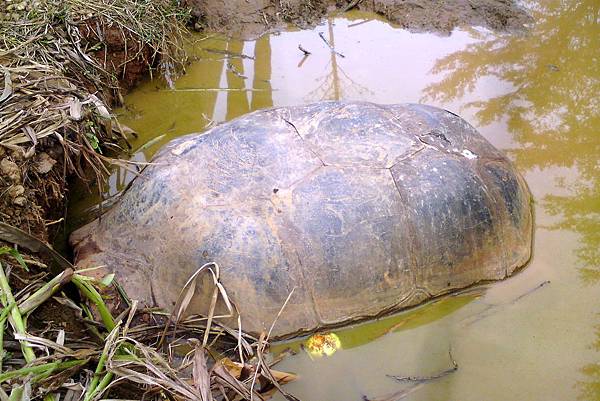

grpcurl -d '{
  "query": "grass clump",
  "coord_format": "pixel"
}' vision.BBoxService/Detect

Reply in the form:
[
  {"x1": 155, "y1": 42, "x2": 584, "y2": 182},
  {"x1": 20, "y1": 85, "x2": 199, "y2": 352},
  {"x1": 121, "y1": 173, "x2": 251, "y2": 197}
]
[
  {"x1": 0, "y1": 0, "x2": 189, "y2": 234},
  {"x1": 1, "y1": 0, "x2": 189, "y2": 153}
]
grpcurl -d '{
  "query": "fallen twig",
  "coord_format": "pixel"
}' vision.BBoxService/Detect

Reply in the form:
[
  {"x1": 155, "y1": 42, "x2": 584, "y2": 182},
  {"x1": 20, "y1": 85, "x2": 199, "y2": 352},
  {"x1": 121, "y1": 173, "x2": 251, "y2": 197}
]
[
  {"x1": 363, "y1": 348, "x2": 457, "y2": 401},
  {"x1": 298, "y1": 44, "x2": 311, "y2": 56},
  {"x1": 201, "y1": 48, "x2": 255, "y2": 60},
  {"x1": 387, "y1": 348, "x2": 458, "y2": 383},
  {"x1": 348, "y1": 19, "x2": 373, "y2": 28},
  {"x1": 318, "y1": 32, "x2": 345, "y2": 58},
  {"x1": 461, "y1": 280, "x2": 551, "y2": 326}
]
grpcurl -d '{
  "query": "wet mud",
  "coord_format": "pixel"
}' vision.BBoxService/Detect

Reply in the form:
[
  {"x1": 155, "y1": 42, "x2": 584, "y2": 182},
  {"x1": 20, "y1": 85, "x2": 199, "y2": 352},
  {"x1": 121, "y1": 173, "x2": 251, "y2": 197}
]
[
  {"x1": 187, "y1": 0, "x2": 531, "y2": 37},
  {"x1": 80, "y1": 20, "x2": 157, "y2": 93},
  {"x1": 0, "y1": 146, "x2": 65, "y2": 243}
]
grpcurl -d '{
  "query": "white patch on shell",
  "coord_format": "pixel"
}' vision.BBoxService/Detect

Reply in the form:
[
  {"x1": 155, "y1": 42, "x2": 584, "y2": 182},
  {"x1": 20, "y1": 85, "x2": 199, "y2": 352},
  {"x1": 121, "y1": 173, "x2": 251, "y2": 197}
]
[
  {"x1": 461, "y1": 149, "x2": 478, "y2": 159},
  {"x1": 171, "y1": 140, "x2": 195, "y2": 156}
]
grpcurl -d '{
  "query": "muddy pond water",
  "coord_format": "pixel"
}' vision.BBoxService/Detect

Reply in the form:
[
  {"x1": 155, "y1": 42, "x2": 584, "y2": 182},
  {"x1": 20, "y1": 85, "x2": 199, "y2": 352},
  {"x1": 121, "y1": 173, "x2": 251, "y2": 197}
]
[{"x1": 69, "y1": 1, "x2": 600, "y2": 400}]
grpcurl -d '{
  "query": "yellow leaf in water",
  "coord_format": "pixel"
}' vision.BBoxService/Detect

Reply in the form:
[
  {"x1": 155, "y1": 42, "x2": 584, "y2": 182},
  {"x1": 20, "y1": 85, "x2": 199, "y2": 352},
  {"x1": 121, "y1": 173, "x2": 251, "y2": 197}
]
[{"x1": 304, "y1": 332, "x2": 341, "y2": 358}]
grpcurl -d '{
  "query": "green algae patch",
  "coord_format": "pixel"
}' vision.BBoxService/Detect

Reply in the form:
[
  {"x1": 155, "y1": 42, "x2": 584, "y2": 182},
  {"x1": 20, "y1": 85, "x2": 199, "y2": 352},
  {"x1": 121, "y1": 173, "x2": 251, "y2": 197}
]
[{"x1": 272, "y1": 294, "x2": 476, "y2": 356}]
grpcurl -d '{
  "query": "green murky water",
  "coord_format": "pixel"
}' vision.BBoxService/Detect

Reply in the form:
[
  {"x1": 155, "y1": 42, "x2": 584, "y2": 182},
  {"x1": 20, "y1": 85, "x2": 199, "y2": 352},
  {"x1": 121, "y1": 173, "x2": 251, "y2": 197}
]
[{"x1": 69, "y1": 1, "x2": 600, "y2": 400}]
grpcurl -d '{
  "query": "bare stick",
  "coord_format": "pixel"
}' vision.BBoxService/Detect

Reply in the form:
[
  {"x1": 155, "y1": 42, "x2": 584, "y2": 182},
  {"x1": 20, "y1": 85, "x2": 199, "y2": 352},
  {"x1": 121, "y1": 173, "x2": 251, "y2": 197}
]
[
  {"x1": 318, "y1": 32, "x2": 345, "y2": 58},
  {"x1": 511, "y1": 280, "x2": 551, "y2": 304},
  {"x1": 462, "y1": 280, "x2": 551, "y2": 326},
  {"x1": 297, "y1": 55, "x2": 309, "y2": 68},
  {"x1": 298, "y1": 44, "x2": 311, "y2": 55},
  {"x1": 348, "y1": 19, "x2": 372, "y2": 28},
  {"x1": 387, "y1": 347, "x2": 458, "y2": 383}
]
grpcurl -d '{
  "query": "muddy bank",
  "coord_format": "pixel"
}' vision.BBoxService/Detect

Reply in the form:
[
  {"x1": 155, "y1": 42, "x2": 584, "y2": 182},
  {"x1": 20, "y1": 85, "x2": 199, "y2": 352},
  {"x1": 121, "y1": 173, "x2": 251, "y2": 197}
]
[
  {"x1": 187, "y1": 0, "x2": 531, "y2": 37},
  {"x1": 0, "y1": 147, "x2": 65, "y2": 243},
  {"x1": 357, "y1": 0, "x2": 531, "y2": 33},
  {"x1": 0, "y1": 1, "x2": 187, "y2": 248},
  {"x1": 81, "y1": 21, "x2": 157, "y2": 94}
]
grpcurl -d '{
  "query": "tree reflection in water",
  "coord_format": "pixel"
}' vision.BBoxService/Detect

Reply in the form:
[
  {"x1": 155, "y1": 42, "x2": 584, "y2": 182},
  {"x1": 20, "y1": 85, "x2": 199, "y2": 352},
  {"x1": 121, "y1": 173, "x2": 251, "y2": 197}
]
[
  {"x1": 306, "y1": 18, "x2": 373, "y2": 101},
  {"x1": 225, "y1": 35, "x2": 273, "y2": 120},
  {"x1": 422, "y1": 1, "x2": 599, "y2": 398}
]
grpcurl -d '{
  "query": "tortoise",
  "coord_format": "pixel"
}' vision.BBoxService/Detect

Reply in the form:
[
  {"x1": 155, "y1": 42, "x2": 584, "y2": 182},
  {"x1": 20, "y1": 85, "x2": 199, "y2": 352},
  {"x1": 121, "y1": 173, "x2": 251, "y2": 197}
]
[{"x1": 70, "y1": 101, "x2": 533, "y2": 339}]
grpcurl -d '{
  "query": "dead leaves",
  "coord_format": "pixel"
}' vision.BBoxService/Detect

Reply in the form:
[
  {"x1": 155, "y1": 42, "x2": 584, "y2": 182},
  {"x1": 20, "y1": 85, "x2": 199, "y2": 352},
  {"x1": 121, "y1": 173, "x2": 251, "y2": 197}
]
[{"x1": 0, "y1": 69, "x2": 12, "y2": 104}]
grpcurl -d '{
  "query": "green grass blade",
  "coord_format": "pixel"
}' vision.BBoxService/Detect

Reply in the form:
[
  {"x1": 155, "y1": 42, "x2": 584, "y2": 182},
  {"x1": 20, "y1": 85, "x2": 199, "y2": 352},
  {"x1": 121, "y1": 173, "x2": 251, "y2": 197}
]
[
  {"x1": 72, "y1": 275, "x2": 116, "y2": 331},
  {"x1": 0, "y1": 262, "x2": 35, "y2": 362}
]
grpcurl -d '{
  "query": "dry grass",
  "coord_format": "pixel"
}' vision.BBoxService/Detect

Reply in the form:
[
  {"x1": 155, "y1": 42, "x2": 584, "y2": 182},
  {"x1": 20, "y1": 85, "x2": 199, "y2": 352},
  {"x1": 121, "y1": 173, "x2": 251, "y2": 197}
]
[{"x1": 0, "y1": 0, "x2": 189, "y2": 226}]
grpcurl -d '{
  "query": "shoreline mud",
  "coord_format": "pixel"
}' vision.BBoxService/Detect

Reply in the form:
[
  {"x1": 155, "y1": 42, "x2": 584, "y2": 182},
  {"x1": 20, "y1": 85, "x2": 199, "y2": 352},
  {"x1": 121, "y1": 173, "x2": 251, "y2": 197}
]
[{"x1": 188, "y1": 0, "x2": 531, "y2": 38}]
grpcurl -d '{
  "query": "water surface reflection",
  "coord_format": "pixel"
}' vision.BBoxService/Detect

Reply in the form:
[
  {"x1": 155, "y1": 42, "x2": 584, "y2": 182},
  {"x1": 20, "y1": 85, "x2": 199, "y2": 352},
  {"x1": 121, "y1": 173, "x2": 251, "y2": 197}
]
[{"x1": 421, "y1": 3, "x2": 599, "y2": 397}]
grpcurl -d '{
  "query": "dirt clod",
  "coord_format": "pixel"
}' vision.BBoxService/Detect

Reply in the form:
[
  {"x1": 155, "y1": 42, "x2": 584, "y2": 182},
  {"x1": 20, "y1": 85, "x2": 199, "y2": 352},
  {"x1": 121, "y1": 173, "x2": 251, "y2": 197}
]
[
  {"x1": 1, "y1": 158, "x2": 21, "y2": 183},
  {"x1": 8, "y1": 184, "x2": 25, "y2": 198},
  {"x1": 12, "y1": 196, "x2": 27, "y2": 207},
  {"x1": 34, "y1": 152, "x2": 57, "y2": 174}
]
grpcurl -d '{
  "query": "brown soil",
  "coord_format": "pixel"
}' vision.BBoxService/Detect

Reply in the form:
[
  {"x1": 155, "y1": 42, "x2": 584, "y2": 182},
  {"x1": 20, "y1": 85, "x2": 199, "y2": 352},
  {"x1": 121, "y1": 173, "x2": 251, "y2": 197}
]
[
  {"x1": 186, "y1": 0, "x2": 531, "y2": 38},
  {"x1": 357, "y1": 0, "x2": 532, "y2": 33},
  {"x1": 0, "y1": 150, "x2": 61, "y2": 243},
  {"x1": 80, "y1": 20, "x2": 157, "y2": 93}
]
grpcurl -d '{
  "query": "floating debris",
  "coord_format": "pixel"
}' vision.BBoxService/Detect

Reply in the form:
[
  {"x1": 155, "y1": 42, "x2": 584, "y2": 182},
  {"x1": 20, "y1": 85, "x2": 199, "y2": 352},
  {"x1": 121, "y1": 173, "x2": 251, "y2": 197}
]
[{"x1": 304, "y1": 332, "x2": 342, "y2": 357}]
